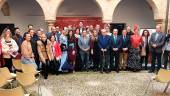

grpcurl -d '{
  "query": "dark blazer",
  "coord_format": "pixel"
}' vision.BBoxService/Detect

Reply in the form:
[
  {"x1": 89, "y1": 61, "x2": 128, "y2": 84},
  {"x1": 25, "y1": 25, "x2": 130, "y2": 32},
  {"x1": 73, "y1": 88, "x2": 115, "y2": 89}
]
[
  {"x1": 149, "y1": 32, "x2": 166, "y2": 53},
  {"x1": 111, "y1": 35, "x2": 122, "y2": 50},
  {"x1": 76, "y1": 27, "x2": 85, "y2": 35},
  {"x1": 120, "y1": 35, "x2": 130, "y2": 48},
  {"x1": 98, "y1": 35, "x2": 111, "y2": 50}
]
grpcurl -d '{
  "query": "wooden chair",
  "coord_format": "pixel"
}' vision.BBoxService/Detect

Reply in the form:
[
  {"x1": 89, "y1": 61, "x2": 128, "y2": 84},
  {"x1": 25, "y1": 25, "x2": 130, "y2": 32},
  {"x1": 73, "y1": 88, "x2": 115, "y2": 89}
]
[
  {"x1": 0, "y1": 67, "x2": 16, "y2": 80},
  {"x1": 0, "y1": 73, "x2": 12, "y2": 88},
  {"x1": 12, "y1": 59, "x2": 22, "y2": 71},
  {"x1": 16, "y1": 72, "x2": 37, "y2": 87},
  {"x1": 0, "y1": 86, "x2": 30, "y2": 96},
  {"x1": 22, "y1": 64, "x2": 40, "y2": 75},
  {"x1": 145, "y1": 69, "x2": 170, "y2": 95}
]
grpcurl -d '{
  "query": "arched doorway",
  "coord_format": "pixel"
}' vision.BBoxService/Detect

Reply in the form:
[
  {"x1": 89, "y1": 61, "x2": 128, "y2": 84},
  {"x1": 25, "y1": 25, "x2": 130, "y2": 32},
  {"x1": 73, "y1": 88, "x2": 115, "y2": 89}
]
[
  {"x1": 0, "y1": 0, "x2": 46, "y2": 33},
  {"x1": 55, "y1": 0, "x2": 103, "y2": 28},
  {"x1": 112, "y1": 0, "x2": 156, "y2": 28}
]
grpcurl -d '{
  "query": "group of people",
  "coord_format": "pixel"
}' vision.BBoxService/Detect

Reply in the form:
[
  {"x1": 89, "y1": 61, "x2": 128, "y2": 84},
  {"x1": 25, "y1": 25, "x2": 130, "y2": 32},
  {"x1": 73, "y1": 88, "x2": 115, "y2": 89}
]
[{"x1": 0, "y1": 22, "x2": 170, "y2": 79}]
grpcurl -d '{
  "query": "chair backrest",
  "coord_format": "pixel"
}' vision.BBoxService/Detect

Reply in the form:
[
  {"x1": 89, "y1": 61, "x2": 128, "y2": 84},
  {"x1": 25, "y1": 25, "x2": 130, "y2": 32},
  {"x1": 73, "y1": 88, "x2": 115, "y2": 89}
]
[
  {"x1": 12, "y1": 59, "x2": 22, "y2": 70},
  {"x1": 16, "y1": 72, "x2": 36, "y2": 87},
  {"x1": 0, "y1": 86, "x2": 24, "y2": 96},
  {"x1": 22, "y1": 64, "x2": 37, "y2": 74},
  {"x1": 157, "y1": 69, "x2": 170, "y2": 83},
  {"x1": 0, "y1": 67, "x2": 13, "y2": 80},
  {"x1": 0, "y1": 73, "x2": 8, "y2": 87}
]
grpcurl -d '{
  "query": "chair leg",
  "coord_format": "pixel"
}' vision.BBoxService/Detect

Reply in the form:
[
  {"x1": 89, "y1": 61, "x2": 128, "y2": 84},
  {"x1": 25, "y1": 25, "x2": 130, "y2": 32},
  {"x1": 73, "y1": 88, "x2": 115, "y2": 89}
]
[
  {"x1": 143, "y1": 79, "x2": 152, "y2": 96},
  {"x1": 163, "y1": 82, "x2": 170, "y2": 93},
  {"x1": 37, "y1": 74, "x2": 43, "y2": 96}
]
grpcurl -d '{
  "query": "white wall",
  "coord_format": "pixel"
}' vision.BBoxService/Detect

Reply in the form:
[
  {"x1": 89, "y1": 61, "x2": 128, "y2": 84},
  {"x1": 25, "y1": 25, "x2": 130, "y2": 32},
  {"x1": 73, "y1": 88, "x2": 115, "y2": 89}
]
[
  {"x1": 112, "y1": 0, "x2": 156, "y2": 28},
  {"x1": 0, "y1": 0, "x2": 47, "y2": 34},
  {"x1": 57, "y1": 0, "x2": 102, "y2": 17}
]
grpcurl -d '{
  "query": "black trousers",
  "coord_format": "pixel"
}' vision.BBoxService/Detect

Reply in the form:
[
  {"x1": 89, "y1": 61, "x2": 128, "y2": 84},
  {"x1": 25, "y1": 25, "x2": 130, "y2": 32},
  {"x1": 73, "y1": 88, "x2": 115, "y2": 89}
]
[
  {"x1": 49, "y1": 59, "x2": 60, "y2": 74},
  {"x1": 4, "y1": 58, "x2": 13, "y2": 72},
  {"x1": 35, "y1": 58, "x2": 40, "y2": 70},
  {"x1": 151, "y1": 51, "x2": 162, "y2": 72},
  {"x1": 75, "y1": 52, "x2": 82, "y2": 71},
  {"x1": 163, "y1": 50, "x2": 170, "y2": 69},
  {"x1": 93, "y1": 56, "x2": 100, "y2": 70},
  {"x1": 42, "y1": 60, "x2": 50, "y2": 79},
  {"x1": 112, "y1": 51, "x2": 120, "y2": 72},
  {"x1": 140, "y1": 54, "x2": 149, "y2": 69}
]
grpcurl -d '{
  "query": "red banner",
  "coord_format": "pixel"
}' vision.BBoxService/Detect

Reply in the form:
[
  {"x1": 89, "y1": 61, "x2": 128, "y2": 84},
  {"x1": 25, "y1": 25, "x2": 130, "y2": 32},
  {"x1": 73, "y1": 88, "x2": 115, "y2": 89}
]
[{"x1": 55, "y1": 17, "x2": 103, "y2": 29}]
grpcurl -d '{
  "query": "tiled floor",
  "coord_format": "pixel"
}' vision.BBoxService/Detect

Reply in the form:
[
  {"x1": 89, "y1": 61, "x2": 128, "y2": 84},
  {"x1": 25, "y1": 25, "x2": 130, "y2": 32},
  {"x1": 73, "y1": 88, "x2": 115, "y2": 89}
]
[{"x1": 30, "y1": 71, "x2": 170, "y2": 96}]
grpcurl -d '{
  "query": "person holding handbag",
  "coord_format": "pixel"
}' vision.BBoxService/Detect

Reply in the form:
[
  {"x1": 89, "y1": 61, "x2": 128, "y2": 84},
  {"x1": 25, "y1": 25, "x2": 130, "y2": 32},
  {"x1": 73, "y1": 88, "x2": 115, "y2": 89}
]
[
  {"x1": 37, "y1": 33, "x2": 54, "y2": 79},
  {"x1": 140, "y1": 30, "x2": 150, "y2": 70},
  {"x1": 1, "y1": 28, "x2": 19, "y2": 72},
  {"x1": 59, "y1": 30, "x2": 69, "y2": 73}
]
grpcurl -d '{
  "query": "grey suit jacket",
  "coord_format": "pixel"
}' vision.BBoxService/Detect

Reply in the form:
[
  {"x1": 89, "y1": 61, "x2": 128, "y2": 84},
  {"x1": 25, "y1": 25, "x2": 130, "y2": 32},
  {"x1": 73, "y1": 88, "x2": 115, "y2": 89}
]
[
  {"x1": 149, "y1": 32, "x2": 166, "y2": 53},
  {"x1": 78, "y1": 36, "x2": 90, "y2": 51}
]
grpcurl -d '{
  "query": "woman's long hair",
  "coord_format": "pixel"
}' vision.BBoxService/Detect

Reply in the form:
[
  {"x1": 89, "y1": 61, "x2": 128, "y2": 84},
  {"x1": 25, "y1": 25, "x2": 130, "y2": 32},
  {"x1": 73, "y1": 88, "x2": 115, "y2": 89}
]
[
  {"x1": 1, "y1": 28, "x2": 12, "y2": 39},
  {"x1": 142, "y1": 29, "x2": 150, "y2": 37}
]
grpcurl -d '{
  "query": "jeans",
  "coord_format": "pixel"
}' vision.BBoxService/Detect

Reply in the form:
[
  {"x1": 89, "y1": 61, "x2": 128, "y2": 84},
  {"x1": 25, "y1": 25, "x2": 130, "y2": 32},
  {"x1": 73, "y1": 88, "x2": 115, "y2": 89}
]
[
  {"x1": 21, "y1": 56, "x2": 37, "y2": 69},
  {"x1": 100, "y1": 51, "x2": 110, "y2": 72},
  {"x1": 80, "y1": 51, "x2": 89, "y2": 70}
]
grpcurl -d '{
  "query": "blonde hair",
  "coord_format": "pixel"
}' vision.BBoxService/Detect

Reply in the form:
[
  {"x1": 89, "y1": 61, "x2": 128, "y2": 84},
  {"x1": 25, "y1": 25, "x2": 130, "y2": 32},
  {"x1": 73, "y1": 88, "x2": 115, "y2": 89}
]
[{"x1": 1, "y1": 28, "x2": 12, "y2": 39}]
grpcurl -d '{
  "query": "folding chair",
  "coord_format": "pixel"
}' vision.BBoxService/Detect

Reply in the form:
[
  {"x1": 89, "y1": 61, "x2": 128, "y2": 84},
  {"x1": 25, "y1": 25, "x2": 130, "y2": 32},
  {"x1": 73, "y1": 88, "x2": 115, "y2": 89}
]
[
  {"x1": 0, "y1": 86, "x2": 30, "y2": 96},
  {"x1": 0, "y1": 73, "x2": 12, "y2": 88},
  {"x1": 144, "y1": 69, "x2": 170, "y2": 95},
  {"x1": 12, "y1": 59, "x2": 22, "y2": 71},
  {"x1": 22, "y1": 64, "x2": 40, "y2": 75},
  {"x1": 0, "y1": 67, "x2": 16, "y2": 80}
]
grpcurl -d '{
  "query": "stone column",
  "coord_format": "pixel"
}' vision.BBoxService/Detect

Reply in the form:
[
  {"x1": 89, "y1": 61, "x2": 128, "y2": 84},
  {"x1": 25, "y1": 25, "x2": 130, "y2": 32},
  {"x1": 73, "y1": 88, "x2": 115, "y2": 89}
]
[{"x1": 45, "y1": 20, "x2": 56, "y2": 32}]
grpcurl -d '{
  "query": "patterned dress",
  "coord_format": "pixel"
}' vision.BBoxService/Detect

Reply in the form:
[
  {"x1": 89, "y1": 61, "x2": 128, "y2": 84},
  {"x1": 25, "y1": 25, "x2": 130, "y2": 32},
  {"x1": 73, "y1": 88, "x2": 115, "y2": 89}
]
[{"x1": 128, "y1": 35, "x2": 142, "y2": 70}]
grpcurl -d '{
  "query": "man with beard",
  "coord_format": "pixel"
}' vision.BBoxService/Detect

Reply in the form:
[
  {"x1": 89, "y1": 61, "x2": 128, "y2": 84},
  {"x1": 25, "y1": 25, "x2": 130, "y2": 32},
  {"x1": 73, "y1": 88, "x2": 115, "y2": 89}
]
[{"x1": 13, "y1": 27, "x2": 23, "y2": 56}]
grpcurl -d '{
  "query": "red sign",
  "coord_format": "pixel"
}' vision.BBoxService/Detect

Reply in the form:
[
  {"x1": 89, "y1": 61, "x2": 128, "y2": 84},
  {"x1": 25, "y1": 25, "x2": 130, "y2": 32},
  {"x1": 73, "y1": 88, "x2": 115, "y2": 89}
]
[{"x1": 55, "y1": 17, "x2": 103, "y2": 29}]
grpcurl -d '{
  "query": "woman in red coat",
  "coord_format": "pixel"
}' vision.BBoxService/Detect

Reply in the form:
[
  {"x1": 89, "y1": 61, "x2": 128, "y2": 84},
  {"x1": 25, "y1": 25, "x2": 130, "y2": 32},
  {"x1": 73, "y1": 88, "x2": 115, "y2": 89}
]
[{"x1": 68, "y1": 30, "x2": 77, "y2": 72}]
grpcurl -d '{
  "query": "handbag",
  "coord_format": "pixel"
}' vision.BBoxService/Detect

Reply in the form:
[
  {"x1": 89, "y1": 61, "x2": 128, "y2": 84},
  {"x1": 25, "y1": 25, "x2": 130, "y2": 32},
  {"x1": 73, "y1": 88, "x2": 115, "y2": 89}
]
[
  {"x1": 60, "y1": 43, "x2": 67, "y2": 51},
  {"x1": 140, "y1": 47, "x2": 146, "y2": 56}
]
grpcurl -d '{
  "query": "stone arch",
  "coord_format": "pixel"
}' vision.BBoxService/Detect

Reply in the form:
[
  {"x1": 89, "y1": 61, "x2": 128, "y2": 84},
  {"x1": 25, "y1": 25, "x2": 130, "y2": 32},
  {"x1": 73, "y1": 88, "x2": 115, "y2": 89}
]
[
  {"x1": 0, "y1": 0, "x2": 47, "y2": 32},
  {"x1": 56, "y1": 0, "x2": 103, "y2": 17},
  {"x1": 112, "y1": 0, "x2": 157, "y2": 28},
  {"x1": 146, "y1": 0, "x2": 159, "y2": 19}
]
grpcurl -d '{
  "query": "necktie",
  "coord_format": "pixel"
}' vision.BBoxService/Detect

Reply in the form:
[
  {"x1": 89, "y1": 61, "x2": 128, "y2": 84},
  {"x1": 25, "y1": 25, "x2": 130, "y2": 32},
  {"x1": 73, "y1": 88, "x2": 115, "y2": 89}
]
[
  {"x1": 123, "y1": 36, "x2": 126, "y2": 42},
  {"x1": 114, "y1": 36, "x2": 117, "y2": 44}
]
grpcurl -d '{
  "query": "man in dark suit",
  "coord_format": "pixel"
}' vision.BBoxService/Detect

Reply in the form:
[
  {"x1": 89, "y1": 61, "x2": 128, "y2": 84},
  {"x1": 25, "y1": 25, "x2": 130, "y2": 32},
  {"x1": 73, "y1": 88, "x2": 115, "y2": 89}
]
[
  {"x1": 98, "y1": 29, "x2": 111, "y2": 73},
  {"x1": 126, "y1": 26, "x2": 134, "y2": 36},
  {"x1": 149, "y1": 25, "x2": 166, "y2": 73},
  {"x1": 111, "y1": 29, "x2": 122, "y2": 73},
  {"x1": 77, "y1": 22, "x2": 85, "y2": 35},
  {"x1": 119, "y1": 29, "x2": 130, "y2": 70}
]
